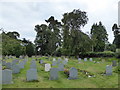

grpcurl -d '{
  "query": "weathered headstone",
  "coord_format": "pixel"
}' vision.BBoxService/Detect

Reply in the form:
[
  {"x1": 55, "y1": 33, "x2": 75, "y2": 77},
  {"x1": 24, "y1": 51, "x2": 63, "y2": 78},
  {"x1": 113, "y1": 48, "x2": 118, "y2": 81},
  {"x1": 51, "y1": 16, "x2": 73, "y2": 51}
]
[
  {"x1": 112, "y1": 60, "x2": 117, "y2": 67},
  {"x1": 106, "y1": 65, "x2": 112, "y2": 75},
  {"x1": 6, "y1": 62, "x2": 12, "y2": 69},
  {"x1": 12, "y1": 64, "x2": 20, "y2": 74},
  {"x1": 2, "y1": 69, "x2": 12, "y2": 84},
  {"x1": 68, "y1": 67, "x2": 78, "y2": 79},
  {"x1": 26, "y1": 69, "x2": 38, "y2": 81},
  {"x1": 89, "y1": 58, "x2": 93, "y2": 62},
  {"x1": 84, "y1": 58, "x2": 87, "y2": 61},
  {"x1": 49, "y1": 68, "x2": 59, "y2": 80},
  {"x1": 45, "y1": 63, "x2": 51, "y2": 71},
  {"x1": 58, "y1": 63, "x2": 64, "y2": 71}
]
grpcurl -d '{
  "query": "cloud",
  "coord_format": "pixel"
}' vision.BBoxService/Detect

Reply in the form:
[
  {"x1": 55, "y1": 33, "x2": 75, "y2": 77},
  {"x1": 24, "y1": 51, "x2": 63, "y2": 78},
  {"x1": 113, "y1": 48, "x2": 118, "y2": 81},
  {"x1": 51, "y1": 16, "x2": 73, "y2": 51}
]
[{"x1": 0, "y1": 0, "x2": 119, "y2": 43}]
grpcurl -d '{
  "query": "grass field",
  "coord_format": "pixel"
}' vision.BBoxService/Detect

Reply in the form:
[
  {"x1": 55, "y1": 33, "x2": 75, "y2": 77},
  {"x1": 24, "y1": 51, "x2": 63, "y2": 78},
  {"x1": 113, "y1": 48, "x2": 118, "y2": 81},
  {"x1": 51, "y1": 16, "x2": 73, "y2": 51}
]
[{"x1": 2, "y1": 56, "x2": 119, "y2": 88}]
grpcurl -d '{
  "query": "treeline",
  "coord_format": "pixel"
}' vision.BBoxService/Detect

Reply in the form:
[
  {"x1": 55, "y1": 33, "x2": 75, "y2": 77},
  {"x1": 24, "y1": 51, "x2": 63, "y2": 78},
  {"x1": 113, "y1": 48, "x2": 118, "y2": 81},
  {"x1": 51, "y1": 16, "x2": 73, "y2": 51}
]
[
  {"x1": 1, "y1": 31, "x2": 35, "y2": 57},
  {"x1": 1, "y1": 9, "x2": 120, "y2": 58}
]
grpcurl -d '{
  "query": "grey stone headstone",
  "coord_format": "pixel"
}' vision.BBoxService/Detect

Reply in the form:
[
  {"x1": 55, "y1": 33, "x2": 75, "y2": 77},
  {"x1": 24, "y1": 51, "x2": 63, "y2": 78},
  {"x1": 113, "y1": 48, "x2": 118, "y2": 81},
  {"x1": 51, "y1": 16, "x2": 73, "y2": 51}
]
[
  {"x1": 106, "y1": 65, "x2": 112, "y2": 75},
  {"x1": 39, "y1": 60, "x2": 44, "y2": 64},
  {"x1": 68, "y1": 67, "x2": 78, "y2": 79},
  {"x1": 89, "y1": 58, "x2": 93, "y2": 61},
  {"x1": 78, "y1": 58, "x2": 81, "y2": 61},
  {"x1": 112, "y1": 60, "x2": 117, "y2": 67},
  {"x1": 58, "y1": 63, "x2": 64, "y2": 71},
  {"x1": 45, "y1": 63, "x2": 51, "y2": 71},
  {"x1": 62, "y1": 60, "x2": 67, "y2": 65},
  {"x1": 26, "y1": 69, "x2": 38, "y2": 81},
  {"x1": 2, "y1": 61, "x2": 6, "y2": 66},
  {"x1": 84, "y1": 58, "x2": 87, "y2": 61},
  {"x1": 12, "y1": 64, "x2": 20, "y2": 74},
  {"x1": 57, "y1": 58, "x2": 62, "y2": 64},
  {"x1": 49, "y1": 68, "x2": 59, "y2": 80},
  {"x1": 52, "y1": 61, "x2": 57, "y2": 66},
  {"x1": 18, "y1": 61, "x2": 24, "y2": 69},
  {"x1": 30, "y1": 61, "x2": 36, "y2": 69},
  {"x1": 6, "y1": 62, "x2": 12, "y2": 69},
  {"x1": 2, "y1": 69, "x2": 12, "y2": 84}
]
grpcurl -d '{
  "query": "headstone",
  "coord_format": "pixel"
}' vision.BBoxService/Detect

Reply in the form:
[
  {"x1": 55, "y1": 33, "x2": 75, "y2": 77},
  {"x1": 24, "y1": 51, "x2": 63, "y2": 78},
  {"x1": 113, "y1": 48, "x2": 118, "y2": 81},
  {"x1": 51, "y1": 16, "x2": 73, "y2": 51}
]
[
  {"x1": 2, "y1": 61, "x2": 6, "y2": 66},
  {"x1": 6, "y1": 62, "x2": 12, "y2": 69},
  {"x1": 53, "y1": 58, "x2": 56, "y2": 61},
  {"x1": 49, "y1": 68, "x2": 58, "y2": 80},
  {"x1": 68, "y1": 67, "x2": 78, "y2": 79},
  {"x1": 78, "y1": 58, "x2": 81, "y2": 61},
  {"x1": 58, "y1": 63, "x2": 64, "y2": 71},
  {"x1": 62, "y1": 60, "x2": 67, "y2": 65},
  {"x1": 57, "y1": 58, "x2": 62, "y2": 64},
  {"x1": 18, "y1": 61, "x2": 24, "y2": 69},
  {"x1": 2, "y1": 69, "x2": 12, "y2": 84},
  {"x1": 89, "y1": 58, "x2": 93, "y2": 62},
  {"x1": 52, "y1": 61, "x2": 57, "y2": 66},
  {"x1": 45, "y1": 63, "x2": 51, "y2": 71},
  {"x1": 65, "y1": 58, "x2": 68, "y2": 62},
  {"x1": 112, "y1": 60, "x2": 117, "y2": 67},
  {"x1": 12, "y1": 64, "x2": 20, "y2": 74},
  {"x1": 12, "y1": 60, "x2": 17, "y2": 65},
  {"x1": 78, "y1": 58, "x2": 82, "y2": 63},
  {"x1": 106, "y1": 65, "x2": 112, "y2": 75},
  {"x1": 26, "y1": 69, "x2": 38, "y2": 81},
  {"x1": 39, "y1": 60, "x2": 44, "y2": 64},
  {"x1": 84, "y1": 58, "x2": 87, "y2": 61},
  {"x1": 30, "y1": 61, "x2": 36, "y2": 69}
]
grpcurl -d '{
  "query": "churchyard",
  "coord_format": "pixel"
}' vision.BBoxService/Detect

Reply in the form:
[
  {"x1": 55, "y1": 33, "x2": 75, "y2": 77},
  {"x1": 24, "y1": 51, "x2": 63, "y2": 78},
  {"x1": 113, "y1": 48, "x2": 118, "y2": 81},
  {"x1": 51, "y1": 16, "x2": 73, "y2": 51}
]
[{"x1": 2, "y1": 56, "x2": 119, "y2": 88}]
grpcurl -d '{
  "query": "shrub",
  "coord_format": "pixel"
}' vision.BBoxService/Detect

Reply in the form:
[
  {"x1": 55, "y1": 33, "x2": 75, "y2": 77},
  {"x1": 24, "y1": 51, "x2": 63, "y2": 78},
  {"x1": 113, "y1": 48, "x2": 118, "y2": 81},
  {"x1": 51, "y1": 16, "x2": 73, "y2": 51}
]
[{"x1": 79, "y1": 51, "x2": 115, "y2": 58}]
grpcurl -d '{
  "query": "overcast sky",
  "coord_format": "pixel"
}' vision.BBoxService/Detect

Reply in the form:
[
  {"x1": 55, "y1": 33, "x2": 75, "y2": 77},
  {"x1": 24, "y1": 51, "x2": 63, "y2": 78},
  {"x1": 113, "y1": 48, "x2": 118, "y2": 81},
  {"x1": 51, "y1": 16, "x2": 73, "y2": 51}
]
[{"x1": 0, "y1": 0, "x2": 119, "y2": 43}]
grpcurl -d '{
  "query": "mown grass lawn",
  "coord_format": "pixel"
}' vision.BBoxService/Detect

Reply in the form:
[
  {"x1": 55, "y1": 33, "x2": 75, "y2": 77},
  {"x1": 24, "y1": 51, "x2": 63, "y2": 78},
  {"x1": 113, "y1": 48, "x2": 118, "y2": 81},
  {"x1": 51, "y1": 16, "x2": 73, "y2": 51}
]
[{"x1": 2, "y1": 57, "x2": 119, "y2": 88}]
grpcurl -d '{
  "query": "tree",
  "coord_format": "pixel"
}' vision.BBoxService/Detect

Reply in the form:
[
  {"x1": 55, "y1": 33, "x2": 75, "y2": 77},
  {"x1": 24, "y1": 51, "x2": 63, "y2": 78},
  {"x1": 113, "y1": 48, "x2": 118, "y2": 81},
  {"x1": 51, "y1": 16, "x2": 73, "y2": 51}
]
[
  {"x1": 61, "y1": 9, "x2": 91, "y2": 56},
  {"x1": 34, "y1": 16, "x2": 62, "y2": 56},
  {"x1": 6, "y1": 31, "x2": 20, "y2": 39},
  {"x1": 2, "y1": 31, "x2": 25, "y2": 57},
  {"x1": 90, "y1": 22, "x2": 108, "y2": 52},
  {"x1": 112, "y1": 23, "x2": 120, "y2": 48}
]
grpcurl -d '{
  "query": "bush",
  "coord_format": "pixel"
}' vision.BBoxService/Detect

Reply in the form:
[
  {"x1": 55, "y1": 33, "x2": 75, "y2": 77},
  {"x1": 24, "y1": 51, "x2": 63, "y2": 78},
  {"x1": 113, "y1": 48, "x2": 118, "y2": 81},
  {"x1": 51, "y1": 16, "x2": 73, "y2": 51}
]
[{"x1": 79, "y1": 51, "x2": 115, "y2": 58}]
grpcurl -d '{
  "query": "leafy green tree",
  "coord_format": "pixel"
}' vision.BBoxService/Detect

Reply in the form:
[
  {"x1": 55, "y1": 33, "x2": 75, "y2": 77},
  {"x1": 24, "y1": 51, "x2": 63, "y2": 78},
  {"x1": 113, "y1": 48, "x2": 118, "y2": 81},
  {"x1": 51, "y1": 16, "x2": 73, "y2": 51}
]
[
  {"x1": 34, "y1": 16, "x2": 62, "y2": 56},
  {"x1": 2, "y1": 32, "x2": 25, "y2": 57},
  {"x1": 112, "y1": 24, "x2": 120, "y2": 48},
  {"x1": 90, "y1": 22, "x2": 108, "y2": 52},
  {"x1": 22, "y1": 38, "x2": 35, "y2": 57},
  {"x1": 61, "y1": 9, "x2": 91, "y2": 56},
  {"x1": 6, "y1": 31, "x2": 20, "y2": 39}
]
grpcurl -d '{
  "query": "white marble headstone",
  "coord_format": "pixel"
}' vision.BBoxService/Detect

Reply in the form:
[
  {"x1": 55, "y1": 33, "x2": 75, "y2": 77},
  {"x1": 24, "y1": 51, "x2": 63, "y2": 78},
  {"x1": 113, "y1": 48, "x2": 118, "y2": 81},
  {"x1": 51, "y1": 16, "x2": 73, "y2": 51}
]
[{"x1": 45, "y1": 63, "x2": 51, "y2": 71}]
